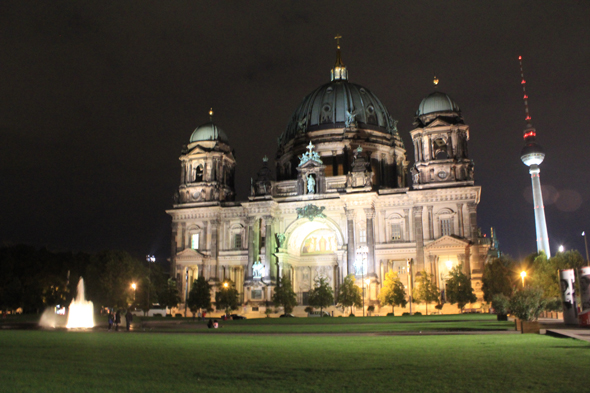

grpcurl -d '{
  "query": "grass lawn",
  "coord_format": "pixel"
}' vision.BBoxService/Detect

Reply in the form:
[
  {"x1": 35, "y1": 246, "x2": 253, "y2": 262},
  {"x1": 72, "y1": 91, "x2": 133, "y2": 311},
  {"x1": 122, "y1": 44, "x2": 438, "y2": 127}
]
[{"x1": 1, "y1": 330, "x2": 588, "y2": 392}]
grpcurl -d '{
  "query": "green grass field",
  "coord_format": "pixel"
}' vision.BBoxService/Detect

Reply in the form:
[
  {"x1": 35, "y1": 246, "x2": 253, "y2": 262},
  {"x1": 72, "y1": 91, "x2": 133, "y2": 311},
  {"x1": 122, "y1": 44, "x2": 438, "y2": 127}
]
[{"x1": 1, "y1": 327, "x2": 589, "y2": 392}]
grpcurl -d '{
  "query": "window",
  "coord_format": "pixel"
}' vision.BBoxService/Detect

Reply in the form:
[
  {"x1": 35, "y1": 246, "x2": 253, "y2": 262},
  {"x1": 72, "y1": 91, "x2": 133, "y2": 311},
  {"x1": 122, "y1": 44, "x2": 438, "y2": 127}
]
[
  {"x1": 359, "y1": 229, "x2": 366, "y2": 243},
  {"x1": 251, "y1": 290, "x2": 262, "y2": 300},
  {"x1": 195, "y1": 165, "x2": 203, "y2": 182},
  {"x1": 191, "y1": 233, "x2": 200, "y2": 250},
  {"x1": 398, "y1": 265, "x2": 407, "y2": 275},
  {"x1": 441, "y1": 219, "x2": 453, "y2": 236},
  {"x1": 391, "y1": 223, "x2": 402, "y2": 240},
  {"x1": 234, "y1": 234, "x2": 242, "y2": 249}
]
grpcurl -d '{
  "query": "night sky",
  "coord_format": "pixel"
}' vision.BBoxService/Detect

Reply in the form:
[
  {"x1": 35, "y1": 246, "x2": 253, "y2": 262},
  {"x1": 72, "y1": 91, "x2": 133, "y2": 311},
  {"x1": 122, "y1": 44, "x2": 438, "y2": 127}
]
[{"x1": 2, "y1": 1, "x2": 589, "y2": 264}]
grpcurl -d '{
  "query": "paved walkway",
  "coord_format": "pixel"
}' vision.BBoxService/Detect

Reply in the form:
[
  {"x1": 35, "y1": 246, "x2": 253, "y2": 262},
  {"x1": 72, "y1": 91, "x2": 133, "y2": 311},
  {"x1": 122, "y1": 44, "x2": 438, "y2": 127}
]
[{"x1": 539, "y1": 318, "x2": 590, "y2": 343}]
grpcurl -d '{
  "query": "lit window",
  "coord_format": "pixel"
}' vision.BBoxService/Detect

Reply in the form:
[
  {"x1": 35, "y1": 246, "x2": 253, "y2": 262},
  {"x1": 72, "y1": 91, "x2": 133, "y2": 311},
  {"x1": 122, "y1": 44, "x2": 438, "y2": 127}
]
[
  {"x1": 234, "y1": 234, "x2": 242, "y2": 249},
  {"x1": 391, "y1": 224, "x2": 402, "y2": 240},
  {"x1": 441, "y1": 219, "x2": 453, "y2": 236},
  {"x1": 359, "y1": 229, "x2": 366, "y2": 243},
  {"x1": 191, "y1": 233, "x2": 200, "y2": 250}
]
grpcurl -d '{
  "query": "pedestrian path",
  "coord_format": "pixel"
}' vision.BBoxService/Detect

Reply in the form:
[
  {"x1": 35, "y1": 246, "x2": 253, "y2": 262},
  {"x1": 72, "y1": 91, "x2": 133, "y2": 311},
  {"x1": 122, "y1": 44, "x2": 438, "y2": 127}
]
[{"x1": 540, "y1": 318, "x2": 590, "y2": 343}]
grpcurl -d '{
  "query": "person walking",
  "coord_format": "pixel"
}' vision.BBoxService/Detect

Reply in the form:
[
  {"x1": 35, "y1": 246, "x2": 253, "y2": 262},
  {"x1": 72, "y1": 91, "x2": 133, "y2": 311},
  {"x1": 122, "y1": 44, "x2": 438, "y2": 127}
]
[
  {"x1": 107, "y1": 311, "x2": 114, "y2": 331},
  {"x1": 115, "y1": 310, "x2": 121, "y2": 331},
  {"x1": 125, "y1": 309, "x2": 133, "y2": 331}
]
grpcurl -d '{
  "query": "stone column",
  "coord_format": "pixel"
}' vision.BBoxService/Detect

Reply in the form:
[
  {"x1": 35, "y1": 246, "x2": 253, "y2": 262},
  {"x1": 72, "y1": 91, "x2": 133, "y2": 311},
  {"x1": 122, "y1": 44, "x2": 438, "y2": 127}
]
[
  {"x1": 413, "y1": 206, "x2": 425, "y2": 271},
  {"x1": 332, "y1": 150, "x2": 338, "y2": 176},
  {"x1": 404, "y1": 208, "x2": 410, "y2": 241},
  {"x1": 245, "y1": 217, "x2": 255, "y2": 282},
  {"x1": 364, "y1": 208, "x2": 377, "y2": 277},
  {"x1": 457, "y1": 203, "x2": 465, "y2": 237},
  {"x1": 427, "y1": 206, "x2": 434, "y2": 240},
  {"x1": 467, "y1": 203, "x2": 478, "y2": 241},
  {"x1": 264, "y1": 216, "x2": 274, "y2": 281},
  {"x1": 346, "y1": 208, "x2": 356, "y2": 276},
  {"x1": 210, "y1": 218, "x2": 219, "y2": 281}
]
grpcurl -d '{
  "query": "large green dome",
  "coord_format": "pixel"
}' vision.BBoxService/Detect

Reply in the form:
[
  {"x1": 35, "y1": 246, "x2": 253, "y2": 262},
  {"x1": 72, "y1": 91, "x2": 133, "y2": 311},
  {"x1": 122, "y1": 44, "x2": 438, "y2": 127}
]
[{"x1": 279, "y1": 80, "x2": 397, "y2": 146}]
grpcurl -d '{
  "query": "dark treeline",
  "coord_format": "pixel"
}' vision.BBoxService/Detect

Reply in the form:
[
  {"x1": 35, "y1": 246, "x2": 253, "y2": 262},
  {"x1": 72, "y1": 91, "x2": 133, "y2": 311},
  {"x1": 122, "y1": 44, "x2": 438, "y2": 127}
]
[{"x1": 0, "y1": 245, "x2": 178, "y2": 313}]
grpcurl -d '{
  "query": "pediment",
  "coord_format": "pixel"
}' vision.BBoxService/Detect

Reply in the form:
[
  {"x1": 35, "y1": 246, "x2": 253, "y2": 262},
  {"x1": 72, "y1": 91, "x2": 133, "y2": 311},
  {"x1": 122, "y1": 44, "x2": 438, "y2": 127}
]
[
  {"x1": 425, "y1": 235, "x2": 470, "y2": 250},
  {"x1": 176, "y1": 248, "x2": 206, "y2": 261},
  {"x1": 424, "y1": 118, "x2": 451, "y2": 128}
]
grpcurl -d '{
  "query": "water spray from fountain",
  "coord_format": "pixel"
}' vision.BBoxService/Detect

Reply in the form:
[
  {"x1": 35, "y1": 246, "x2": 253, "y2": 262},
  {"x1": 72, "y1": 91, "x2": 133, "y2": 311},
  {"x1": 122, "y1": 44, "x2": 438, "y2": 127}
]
[{"x1": 66, "y1": 277, "x2": 94, "y2": 328}]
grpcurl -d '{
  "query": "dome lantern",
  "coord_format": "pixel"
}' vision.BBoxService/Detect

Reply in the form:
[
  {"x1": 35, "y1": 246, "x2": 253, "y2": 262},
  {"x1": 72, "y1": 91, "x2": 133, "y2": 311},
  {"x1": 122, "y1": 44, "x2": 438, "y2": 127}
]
[{"x1": 331, "y1": 34, "x2": 348, "y2": 81}]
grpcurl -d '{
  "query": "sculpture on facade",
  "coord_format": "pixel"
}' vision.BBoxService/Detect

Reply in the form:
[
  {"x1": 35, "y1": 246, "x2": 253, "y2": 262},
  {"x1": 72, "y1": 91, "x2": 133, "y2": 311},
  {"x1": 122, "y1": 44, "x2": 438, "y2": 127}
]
[
  {"x1": 307, "y1": 174, "x2": 316, "y2": 194},
  {"x1": 298, "y1": 141, "x2": 323, "y2": 167},
  {"x1": 345, "y1": 109, "x2": 357, "y2": 128},
  {"x1": 252, "y1": 258, "x2": 264, "y2": 279},
  {"x1": 296, "y1": 204, "x2": 326, "y2": 221}
]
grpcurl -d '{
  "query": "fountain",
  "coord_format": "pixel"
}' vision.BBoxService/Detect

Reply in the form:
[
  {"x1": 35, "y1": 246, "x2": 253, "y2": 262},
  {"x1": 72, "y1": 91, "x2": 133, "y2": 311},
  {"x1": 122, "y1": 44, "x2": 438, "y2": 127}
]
[{"x1": 66, "y1": 277, "x2": 94, "y2": 328}]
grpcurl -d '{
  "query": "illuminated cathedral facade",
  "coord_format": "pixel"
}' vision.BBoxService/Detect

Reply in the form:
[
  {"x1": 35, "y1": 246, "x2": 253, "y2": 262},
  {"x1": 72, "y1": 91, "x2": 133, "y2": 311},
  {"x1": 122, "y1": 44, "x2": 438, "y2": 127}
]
[{"x1": 167, "y1": 42, "x2": 494, "y2": 315}]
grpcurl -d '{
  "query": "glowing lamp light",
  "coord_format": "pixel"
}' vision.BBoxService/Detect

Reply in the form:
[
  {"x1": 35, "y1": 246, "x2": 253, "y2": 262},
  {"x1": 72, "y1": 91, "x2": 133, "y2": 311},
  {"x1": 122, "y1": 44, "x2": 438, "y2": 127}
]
[
  {"x1": 223, "y1": 282, "x2": 229, "y2": 288},
  {"x1": 519, "y1": 56, "x2": 522, "y2": 60},
  {"x1": 558, "y1": 245, "x2": 565, "y2": 253},
  {"x1": 131, "y1": 283, "x2": 137, "y2": 290},
  {"x1": 445, "y1": 260, "x2": 453, "y2": 270},
  {"x1": 520, "y1": 271, "x2": 527, "y2": 287}
]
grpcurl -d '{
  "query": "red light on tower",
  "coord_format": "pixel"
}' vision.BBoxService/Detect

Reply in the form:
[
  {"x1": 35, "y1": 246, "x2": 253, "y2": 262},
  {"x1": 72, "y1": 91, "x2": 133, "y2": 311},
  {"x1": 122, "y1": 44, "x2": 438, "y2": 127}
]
[
  {"x1": 519, "y1": 56, "x2": 522, "y2": 60},
  {"x1": 521, "y1": 79, "x2": 526, "y2": 84}
]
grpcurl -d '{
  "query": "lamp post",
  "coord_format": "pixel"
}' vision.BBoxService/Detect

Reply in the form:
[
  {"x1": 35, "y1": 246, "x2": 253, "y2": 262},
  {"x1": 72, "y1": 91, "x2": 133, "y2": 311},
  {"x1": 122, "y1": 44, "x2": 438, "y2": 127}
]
[
  {"x1": 131, "y1": 283, "x2": 137, "y2": 303},
  {"x1": 583, "y1": 232, "x2": 589, "y2": 264},
  {"x1": 365, "y1": 278, "x2": 371, "y2": 316},
  {"x1": 520, "y1": 271, "x2": 527, "y2": 288},
  {"x1": 361, "y1": 258, "x2": 365, "y2": 317},
  {"x1": 407, "y1": 258, "x2": 413, "y2": 315},
  {"x1": 146, "y1": 255, "x2": 155, "y2": 312}
]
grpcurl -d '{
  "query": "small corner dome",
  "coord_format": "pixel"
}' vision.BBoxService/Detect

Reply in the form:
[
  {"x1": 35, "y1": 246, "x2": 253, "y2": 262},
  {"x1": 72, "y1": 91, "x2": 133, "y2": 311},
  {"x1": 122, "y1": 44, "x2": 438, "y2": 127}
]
[
  {"x1": 417, "y1": 91, "x2": 461, "y2": 116},
  {"x1": 189, "y1": 122, "x2": 229, "y2": 144}
]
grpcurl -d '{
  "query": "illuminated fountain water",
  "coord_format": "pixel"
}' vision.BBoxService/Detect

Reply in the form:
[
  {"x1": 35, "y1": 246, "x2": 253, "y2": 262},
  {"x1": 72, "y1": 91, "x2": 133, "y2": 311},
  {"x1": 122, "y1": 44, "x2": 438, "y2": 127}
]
[{"x1": 66, "y1": 277, "x2": 94, "y2": 329}]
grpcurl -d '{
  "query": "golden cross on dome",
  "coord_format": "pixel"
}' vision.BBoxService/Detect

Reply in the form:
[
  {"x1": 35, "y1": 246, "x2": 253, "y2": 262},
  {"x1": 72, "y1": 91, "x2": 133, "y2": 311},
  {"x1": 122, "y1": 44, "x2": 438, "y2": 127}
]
[{"x1": 334, "y1": 34, "x2": 342, "y2": 49}]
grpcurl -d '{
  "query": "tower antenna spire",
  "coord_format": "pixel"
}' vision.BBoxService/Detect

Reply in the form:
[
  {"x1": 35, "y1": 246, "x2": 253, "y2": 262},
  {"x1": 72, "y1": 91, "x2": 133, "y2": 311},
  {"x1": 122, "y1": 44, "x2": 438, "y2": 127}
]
[
  {"x1": 331, "y1": 34, "x2": 348, "y2": 81},
  {"x1": 518, "y1": 56, "x2": 533, "y2": 127}
]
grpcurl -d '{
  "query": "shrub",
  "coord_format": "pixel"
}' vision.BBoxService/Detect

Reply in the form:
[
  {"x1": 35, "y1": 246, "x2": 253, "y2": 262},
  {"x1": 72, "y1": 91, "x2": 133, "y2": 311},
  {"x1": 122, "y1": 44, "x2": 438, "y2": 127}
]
[
  {"x1": 166, "y1": 314, "x2": 172, "y2": 318},
  {"x1": 349, "y1": 313, "x2": 356, "y2": 317},
  {"x1": 402, "y1": 312, "x2": 410, "y2": 316},
  {"x1": 435, "y1": 304, "x2": 443, "y2": 310},
  {"x1": 304, "y1": 306, "x2": 314, "y2": 314},
  {"x1": 367, "y1": 305, "x2": 375, "y2": 312},
  {"x1": 509, "y1": 287, "x2": 547, "y2": 321},
  {"x1": 545, "y1": 297, "x2": 562, "y2": 312},
  {"x1": 153, "y1": 313, "x2": 162, "y2": 317},
  {"x1": 175, "y1": 313, "x2": 183, "y2": 318},
  {"x1": 491, "y1": 294, "x2": 510, "y2": 315},
  {"x1": 414, "y1": 312, "x2": 422, "y2": 316}
]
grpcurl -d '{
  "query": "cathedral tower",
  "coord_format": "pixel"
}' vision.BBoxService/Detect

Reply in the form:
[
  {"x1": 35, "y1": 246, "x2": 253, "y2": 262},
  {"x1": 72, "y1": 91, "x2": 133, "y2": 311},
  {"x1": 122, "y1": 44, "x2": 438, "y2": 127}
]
[
  {"x1": 518, "y1": 56, "x2": 550, "y2": 257},
  {"x1": 174, "y1": 109, "x2": 236, "y2": 205},
  {"x1": 410, "y1": 79, "x2": 474, "y2": 189}
]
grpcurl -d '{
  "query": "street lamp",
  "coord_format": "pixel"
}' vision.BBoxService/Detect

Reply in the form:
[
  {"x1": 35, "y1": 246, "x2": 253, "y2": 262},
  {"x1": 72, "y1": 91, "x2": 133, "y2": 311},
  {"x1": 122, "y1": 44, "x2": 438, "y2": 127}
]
[
  {"x1": 407, "y1": 259, "x2": 413, "y2": 315},
  {"x1": 223, "y1": 282, "x2": 229, "y2": 288},
  {"x1": 520, "y1": 271, "x2": 527, "y2": 288},
  {"x1": 583, "y1": 232, "x2": 589, "y2": 264},
  {"x1": 146, "y1": 255, "x2": 155, "y2": 311},
  {"x1": 365, "y1": 278, "x2": 371, "y2": 316},
  {"x1": 558, "y1": 245, "x2": 565, "y2": 253},
  {"x1": 131, "y1": 283, "x2": 137, "y2": 303}
]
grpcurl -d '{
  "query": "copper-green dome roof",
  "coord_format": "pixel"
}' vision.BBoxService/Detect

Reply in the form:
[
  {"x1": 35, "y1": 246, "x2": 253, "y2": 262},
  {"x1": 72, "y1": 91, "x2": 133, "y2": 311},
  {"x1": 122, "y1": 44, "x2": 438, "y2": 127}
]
[
  {"x1": 189, "y1": 122, "x2": 229, "y2": 144},
  {"x1": 417, "y1": 91, "x2": 461, "y2": 116},
  {"x1": 280, "y1": 80, "x2": 397, "y2": 146}
]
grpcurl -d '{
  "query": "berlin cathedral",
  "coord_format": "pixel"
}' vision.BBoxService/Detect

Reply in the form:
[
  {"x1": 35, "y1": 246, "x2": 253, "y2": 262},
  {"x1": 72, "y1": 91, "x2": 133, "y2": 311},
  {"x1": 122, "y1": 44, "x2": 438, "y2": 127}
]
[{"x1": 166, "y1": 41, "x2": 496, "y2": 315}]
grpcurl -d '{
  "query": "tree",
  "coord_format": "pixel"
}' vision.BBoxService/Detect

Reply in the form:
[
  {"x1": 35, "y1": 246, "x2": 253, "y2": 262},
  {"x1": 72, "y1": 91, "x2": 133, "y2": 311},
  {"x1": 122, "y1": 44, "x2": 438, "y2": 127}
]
[
  {"x1": 509, "y1": 287, "x2": 547, "y2": 321},
  {"x1": 482, "y1": 256, "x2": 514, "y2": 302},
  {"x1": 187, "y1": 276, "x2": 212, "y2": 318},
  {"x1": 412, "y1": 271, "x2": 439, "y2": 315},
  {"x1": 158, "y1": 278, "x2": 180, "y2": 315},
  {"x1": 530, "y1": 251, "x2": 585, "y2": 298},
  {"x1": 337, "y1": 275, "x2": 362, "y2": 316},
  {"x1": 272, "y1": 276, "x2": 297, "y2": 314},
  {"x1": 215, "y1": 280, "x2": 240, "y2": 315},
  {"x1": 308, "y1": 277, "x2": 334, "y2": 314},
  {"x1": 378, "y1": 270, "x2": 407, "y2": 316},
  {"x1": 446, "y1": 265, "x2": 477, "y2": 311}
]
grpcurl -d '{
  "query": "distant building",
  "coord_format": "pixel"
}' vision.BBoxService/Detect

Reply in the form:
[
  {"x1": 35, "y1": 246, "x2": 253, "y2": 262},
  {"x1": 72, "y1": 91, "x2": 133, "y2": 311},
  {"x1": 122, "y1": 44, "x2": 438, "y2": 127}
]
[{"x1": 166, "y1": 42, "x2": 493, "y2": 314}]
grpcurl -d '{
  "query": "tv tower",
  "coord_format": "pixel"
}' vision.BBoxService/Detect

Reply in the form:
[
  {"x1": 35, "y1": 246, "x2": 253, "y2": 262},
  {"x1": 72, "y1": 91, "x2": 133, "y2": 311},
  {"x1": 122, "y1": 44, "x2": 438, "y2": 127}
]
[{"x1": 519, "y1": 56, "x2": 551, "y2": 258}]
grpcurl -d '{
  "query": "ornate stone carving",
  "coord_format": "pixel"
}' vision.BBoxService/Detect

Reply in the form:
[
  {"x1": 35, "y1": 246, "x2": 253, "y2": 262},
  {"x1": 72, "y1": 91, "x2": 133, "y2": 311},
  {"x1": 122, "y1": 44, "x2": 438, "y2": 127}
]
[
  {"x1": 296, "y1": 204, "x2": 326, "y2": 221},
  {"x1": 298, "y1": 141, "x2": 323, "y2": 167}
]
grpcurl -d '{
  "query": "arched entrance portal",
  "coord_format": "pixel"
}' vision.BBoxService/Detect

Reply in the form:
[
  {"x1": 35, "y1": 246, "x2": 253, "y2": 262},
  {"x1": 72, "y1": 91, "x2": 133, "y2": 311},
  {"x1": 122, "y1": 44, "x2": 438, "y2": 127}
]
[{"x1": 282, "y1": 217, "x2": 346, "y2": 306}]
